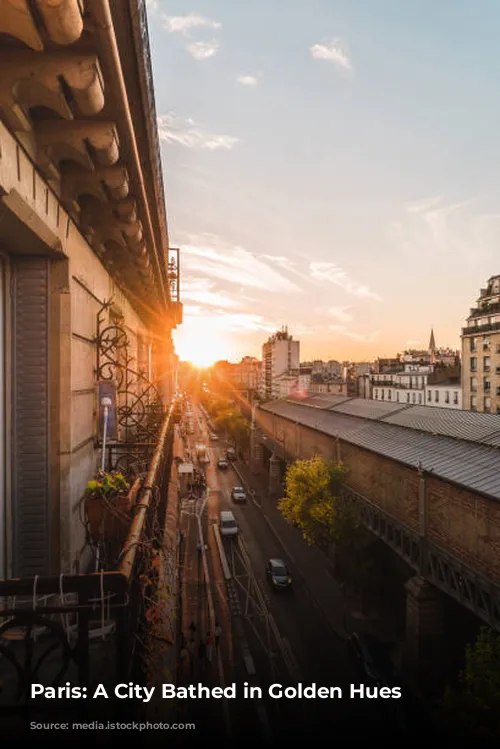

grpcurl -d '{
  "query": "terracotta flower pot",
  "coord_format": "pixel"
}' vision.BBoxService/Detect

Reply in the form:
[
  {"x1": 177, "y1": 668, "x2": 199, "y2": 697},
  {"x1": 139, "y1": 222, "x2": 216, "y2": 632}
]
[{"x1": 85, "y1": 491, "x2": 132, "y2": 542}]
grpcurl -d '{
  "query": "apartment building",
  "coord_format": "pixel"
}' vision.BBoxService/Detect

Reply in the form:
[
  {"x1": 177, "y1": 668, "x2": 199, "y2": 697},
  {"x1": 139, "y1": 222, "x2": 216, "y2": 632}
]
[
  {"x1": 462, "y1": 275, "x2": 500, "y2": 413},
  {"x1": 260, "y1": 327, "x2": 300, "y2": 400}
]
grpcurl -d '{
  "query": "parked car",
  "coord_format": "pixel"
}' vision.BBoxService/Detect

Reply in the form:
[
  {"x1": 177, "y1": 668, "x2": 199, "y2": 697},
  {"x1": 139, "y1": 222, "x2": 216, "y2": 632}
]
[
  {"x1": 231, "y1": 486, "x2": 247, "y2": 503},
  {"x1": 226, "y1": 447, "x2": 237, "y2": 461},
  {"x1": 217, "y1": 458, "x2": 229, "y2": 469},
  {"x1": 265, "y1": 558, "x2": 291, "y2": 590}
]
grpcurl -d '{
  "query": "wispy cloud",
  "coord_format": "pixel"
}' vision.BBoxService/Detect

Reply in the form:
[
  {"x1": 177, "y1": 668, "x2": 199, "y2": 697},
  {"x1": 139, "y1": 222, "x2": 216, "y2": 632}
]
[
  {"x1": 181, "y1": 279, "x2": 240, "y2": 309},
  {"x1": 405, "y1": 339, "x2": 421, "y2": 347},
  {"x1": 162, "y1": 13, "x2": 221, "y2": 35},
  {"x1": 186, "y1": 40, "x2": 219, "y2": 59},
  {"x1": 309, "y1": 262, "x2": 381, "y2": 300},
  {"x1": 237, "y1": 75, "x2": 259, "y2": 87},
  {"x1": 330, "y1": 325, "x2": 379, "y2": 342},
  {"x1": 180, "y1": 234, "x2": 302, "y2": 293},
  {"x1": 310, "y1": 39, "x2": 352, "y2": 71},
  {"x1": 392, "y1": 196, "x2": 497, "y2": 261},
  {"x1": 315, "y1": 305, "x2": 354, "y2": 323},
  {"x1": 157, "y1": 114, "x2": 239, "y2": 150}
]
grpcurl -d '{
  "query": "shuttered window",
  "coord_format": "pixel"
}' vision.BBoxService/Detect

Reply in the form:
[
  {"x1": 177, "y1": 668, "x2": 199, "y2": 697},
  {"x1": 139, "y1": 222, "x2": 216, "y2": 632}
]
[{"x1": 11, "y1": 258, "x2": 50, "y2": 576}]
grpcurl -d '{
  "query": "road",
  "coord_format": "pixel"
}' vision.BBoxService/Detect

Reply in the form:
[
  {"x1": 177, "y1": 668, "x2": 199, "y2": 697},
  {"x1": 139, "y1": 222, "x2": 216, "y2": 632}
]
[{"x1": 176, "y1": 400, "x2": 414, "y2": 743}]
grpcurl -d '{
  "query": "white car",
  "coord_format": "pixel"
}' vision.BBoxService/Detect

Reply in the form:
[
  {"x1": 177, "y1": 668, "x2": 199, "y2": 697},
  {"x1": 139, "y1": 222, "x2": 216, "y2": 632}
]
[{"x1": 231, "y1": 486, "x2": 247, "y2": 503}]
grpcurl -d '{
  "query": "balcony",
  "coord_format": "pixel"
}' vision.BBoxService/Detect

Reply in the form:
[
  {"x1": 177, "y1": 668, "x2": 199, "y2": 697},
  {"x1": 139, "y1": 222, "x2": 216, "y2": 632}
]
[
  {"x1": 462, "y1": 320, "x2": 500, "y2": 336},
  {"x1": 0, "y1": 402, "x2": 178, "y2": 729}
]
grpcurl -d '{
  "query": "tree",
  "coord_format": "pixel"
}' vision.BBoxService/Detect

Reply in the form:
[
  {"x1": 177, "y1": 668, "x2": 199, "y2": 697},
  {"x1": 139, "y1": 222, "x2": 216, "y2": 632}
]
[
  {"x1": 443, "y1": 627, "x2": 500, "y2": 742},
  {"x1": 278, "y1": 456, "x2": 372, "y2": 594},
  {"x1": 278, "y1": 456, "x2": 348, "y2": 547}
]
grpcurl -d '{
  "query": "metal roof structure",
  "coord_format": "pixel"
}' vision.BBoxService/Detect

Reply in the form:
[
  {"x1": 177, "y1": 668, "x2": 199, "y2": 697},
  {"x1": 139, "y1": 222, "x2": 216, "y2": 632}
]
[
  {"x1": 261, "y1": 399, "x2": 500, "y2": 501},
  {"x1": 289, "y1": 394, "x2": 351, "y2": 408}
]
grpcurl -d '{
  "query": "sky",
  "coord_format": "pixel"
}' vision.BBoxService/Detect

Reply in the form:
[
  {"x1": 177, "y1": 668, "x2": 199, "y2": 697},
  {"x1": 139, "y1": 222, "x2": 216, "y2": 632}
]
[{"x1": 146, "y1": 0, "x2": 500, "y2": 366}]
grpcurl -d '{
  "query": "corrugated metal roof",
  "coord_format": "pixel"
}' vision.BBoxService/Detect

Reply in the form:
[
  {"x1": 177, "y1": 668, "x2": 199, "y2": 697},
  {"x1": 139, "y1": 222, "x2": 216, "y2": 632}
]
[
  {"x1": 287, "y1": 394, "x2": 352, "y2": 409},
  {"x1": 259, "y1": 401, "x2": 500, "y2": 500},
  {"x1": 330, "y1": 399, "x2": 410, "y2": 419},
  {"x1": 380, "y1": 406, "x2": 500, "y2": 446}
]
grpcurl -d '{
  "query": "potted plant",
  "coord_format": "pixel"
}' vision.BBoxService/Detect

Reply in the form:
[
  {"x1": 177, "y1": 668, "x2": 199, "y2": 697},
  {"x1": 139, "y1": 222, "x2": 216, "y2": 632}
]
[{"x1": 84, "y1": 471, "x2": 132, "y2": 542}]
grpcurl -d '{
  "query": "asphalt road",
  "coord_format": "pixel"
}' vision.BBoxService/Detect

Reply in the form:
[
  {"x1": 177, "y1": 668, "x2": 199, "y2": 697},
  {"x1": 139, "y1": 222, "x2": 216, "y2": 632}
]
[{"x1": 208, "y1": 439, "x2": 396, "y2": 742}]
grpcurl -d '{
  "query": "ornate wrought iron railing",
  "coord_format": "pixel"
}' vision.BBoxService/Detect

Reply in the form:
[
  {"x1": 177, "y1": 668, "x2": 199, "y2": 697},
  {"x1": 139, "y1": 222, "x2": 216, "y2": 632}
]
[{"x1": 0, "y1": 403, "x2": 177, "y2": 728}]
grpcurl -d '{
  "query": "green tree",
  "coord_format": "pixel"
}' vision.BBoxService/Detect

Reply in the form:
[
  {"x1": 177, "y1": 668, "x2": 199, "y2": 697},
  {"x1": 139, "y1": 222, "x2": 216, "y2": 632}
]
[
  {"x1": 278, "y1": 456, "x2": 372, "y2": 594},
  {"x1": 443, "y1": 627, "x2": 500, "y2": 742}
]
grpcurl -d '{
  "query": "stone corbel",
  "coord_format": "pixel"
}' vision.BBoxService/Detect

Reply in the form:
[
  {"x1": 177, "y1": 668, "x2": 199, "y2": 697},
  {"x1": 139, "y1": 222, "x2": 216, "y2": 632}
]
[
  {"x1": 77, "y1": 199, "x2": 143, "y2": 249},
  {"x1": 0, "y1": 1, "x2": 83, "y2": 51},
  {"x1": 0, "y1": 0, "x2": 44, "y2": 51},
  {"x1": 34, "y1": 121, "x2": 120, "y2": 173},
  {"x1": 35, "y1": 0, "x2": 84, "y2": 46},
  {"x1": 60, "y1": 162, "x2": 129, "y2": 207},
  {"x1": 0, "y1": 51, "x2": 104, "y2": 131}
]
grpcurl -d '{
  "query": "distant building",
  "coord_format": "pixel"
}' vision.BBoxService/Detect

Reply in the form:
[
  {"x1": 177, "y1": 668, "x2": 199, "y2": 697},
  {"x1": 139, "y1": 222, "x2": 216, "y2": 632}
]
[
  {"x1": 211, "y1": 357, "x2": 261, "y2": 404},
  {"x1": 461, "y1": 275, "x2": 500, "y2": 413},
  {"x1": 260, "y1": 327, "x2": 300, "y2": 400}
]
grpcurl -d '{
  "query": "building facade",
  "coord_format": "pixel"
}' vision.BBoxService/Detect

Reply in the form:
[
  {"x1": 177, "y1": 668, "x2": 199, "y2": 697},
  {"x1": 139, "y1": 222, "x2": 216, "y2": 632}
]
[
  {"x1": 0, "y1": 0, "x2": 181, "y2": 578},
  {"x1": 260, "y1": 327, "x2": 300, "y2": 400},
  {"x1": 462, "y1": 275, "x2": 500, "y2": 413}
]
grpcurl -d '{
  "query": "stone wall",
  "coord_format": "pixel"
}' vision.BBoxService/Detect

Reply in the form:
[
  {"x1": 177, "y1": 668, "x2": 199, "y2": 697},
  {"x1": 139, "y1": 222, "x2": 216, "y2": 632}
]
[{"x1": 257, "y1": 408, "x2": 500, "y2": 583}]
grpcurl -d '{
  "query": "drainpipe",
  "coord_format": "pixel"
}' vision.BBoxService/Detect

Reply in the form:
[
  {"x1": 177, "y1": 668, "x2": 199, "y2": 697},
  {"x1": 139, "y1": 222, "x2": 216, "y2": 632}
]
[{"x1": 90, "y1": 0, "x2": 168, "y2": 309}]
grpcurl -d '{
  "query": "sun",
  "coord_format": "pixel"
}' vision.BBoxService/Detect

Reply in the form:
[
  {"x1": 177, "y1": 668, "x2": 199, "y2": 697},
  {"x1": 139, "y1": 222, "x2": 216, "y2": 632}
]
[{"x1": 173, "y1": 326, "x2": 230, "y2": 369}]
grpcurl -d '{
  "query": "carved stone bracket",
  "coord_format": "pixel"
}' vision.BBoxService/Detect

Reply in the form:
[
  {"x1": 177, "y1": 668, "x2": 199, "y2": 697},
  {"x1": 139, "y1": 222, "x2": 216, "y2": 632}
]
[
  {"x1": 60, "y1": 162, "x2": 129, "y2": 210},
  {"x1": 0, "y1": 51, "x2": 104, "y2": 131},
  {"x1": 35, "y1": 121, "x2": 120, "y2": 172},
  {"x1": 0, "y1": 0, "x2": 83, "y2": 51}
]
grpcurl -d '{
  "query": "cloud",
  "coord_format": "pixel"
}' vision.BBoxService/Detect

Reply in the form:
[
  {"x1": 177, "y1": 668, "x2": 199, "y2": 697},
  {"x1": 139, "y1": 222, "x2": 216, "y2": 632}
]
[
  {"x1": 309, "y1": 262, "x2": 381, "y2": 301},
  {"x1": 162, "y1": 13, "x2": 221, "y2": 35},
  {"x1": 405, "y1": 339, "x2": 421, "y2": 347},
  {"x1": 310, "y1": 39, "x2": 352, "y2": 71},
  {"x1": 180, "y1": 234, "x2": 302, "y2": 293},
  {"x1": 186, "y1": 40, "x2": 219, "y2": 59},
  {"x1": 157, "y1": 114, "x2": 239, "y2": 150},
  {"x1": 330, "y1": 325, "x2": 379, "y2": 343},
  {"x1": 146, "y1": 0, "x2": 159, "y2": 12},
  {"x1": 392, "y1": 196, "x2": 497, "y2": 261},
  {"x1": 237, "y1": 75, "x2": 259, "y2": 87},
  {"x1": 315, "y1": 305, "x2": 354, "y2": 323}
]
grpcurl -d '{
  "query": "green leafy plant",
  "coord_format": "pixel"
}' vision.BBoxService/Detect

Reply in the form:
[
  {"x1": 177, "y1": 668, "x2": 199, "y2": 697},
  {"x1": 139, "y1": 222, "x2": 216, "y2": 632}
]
[{"x1": 85, "y1": 472, "x2": 129, "y2": 498}]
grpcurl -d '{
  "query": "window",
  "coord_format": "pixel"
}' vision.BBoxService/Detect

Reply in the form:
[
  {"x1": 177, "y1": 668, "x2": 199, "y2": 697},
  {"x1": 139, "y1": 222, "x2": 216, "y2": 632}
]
[
  {"x1": 470, "y1": 376, "x2": 477, "y2": 392},
  {"x1": 484, "y1": 377, "x2": 491, "y2": 392},
  {"x1": 374, "y1": 389, "x2": 378, "y2": 399},
  {"x1": 445, "y1": 391, "x2": 450, "y2": 404},
  {"x1": 470, "y1": 357, "x2": 477, "y2": 372},
  {"x1": 496, "y1": 343, "x2": 500, "y2": 354},
  {"x1": 453, "y1": 392, "x2": 458, "y2": 405},
  {"x1": 434, "y1": 390, "x2": 439, "y2": 402},
  {"x1": 418, "y1": 393, "x2": 422, "y2": 404},
  {"x1": 471, "y1": 395, "x2": 477, "y2": 411},
  {"x1": 406, "y1": 393, "x2": 410, "y2": 403},
  {"x1": 484, "y1": 356, "x2": 491, "y2": 372},
  {"x1": 388, "y1": 390, "x2": 392, "y2": 400},
  {"x1": 381, "y1": 389, "x2": 384, "y2": 400},
  {"x1": 427, "y1": 390, "x2": 431, "y2": 401},
  {"x1": 484, "y1": 337, "x2": 490, "y2": 351},
  {"x1": 470, "y1": 337, "x2": 477, "y2": 352},
  {"x1": 484, "y1": 396, "x2": 491, "y2": 413},
  {"x1": 412, "y1": 393, "x2": 416, "y2": 403},
  {"x1": 396, "y1": 392, "x2": 400, "y2": 402}
]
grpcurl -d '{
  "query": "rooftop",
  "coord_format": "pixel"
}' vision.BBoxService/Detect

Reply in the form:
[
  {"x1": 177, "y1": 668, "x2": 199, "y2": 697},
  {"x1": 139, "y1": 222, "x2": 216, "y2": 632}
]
[{"x1": 260, "y1": 395, "x2": 500, "y2": 501}]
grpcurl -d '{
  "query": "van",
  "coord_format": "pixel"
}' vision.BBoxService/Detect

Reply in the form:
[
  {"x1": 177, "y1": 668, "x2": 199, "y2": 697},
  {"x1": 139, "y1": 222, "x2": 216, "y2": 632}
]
[{"x1": 220, "y1": 510, "x2": 238, "y2": 537}]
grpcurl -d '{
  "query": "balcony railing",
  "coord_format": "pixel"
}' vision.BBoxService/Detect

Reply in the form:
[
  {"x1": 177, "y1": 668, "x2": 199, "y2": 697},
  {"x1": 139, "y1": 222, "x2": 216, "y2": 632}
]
[{"x1": 0, "y1": 401, "x2": 177, "y2": 727}]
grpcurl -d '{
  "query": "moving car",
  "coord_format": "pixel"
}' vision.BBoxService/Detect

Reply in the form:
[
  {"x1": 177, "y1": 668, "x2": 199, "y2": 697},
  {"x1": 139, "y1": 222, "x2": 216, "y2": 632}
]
[
  {"x1": 347, "y1": 632, "x2": 397, "y2": 687},
  {"x1": 226, "y1": 447, "x2": 237, "y2": 461},
  {"x1": 220, "y1": 510, "x2": 238, "y2": 537},
  {"x1": 231, "y1": 486, "x2": 247, "y2": 503},
  {"x1": 217, "y1": 458, "x2": 229, "y2": 469},
  {"x1": 265, "y1": 558, "x2": 292, "y2": 590}
]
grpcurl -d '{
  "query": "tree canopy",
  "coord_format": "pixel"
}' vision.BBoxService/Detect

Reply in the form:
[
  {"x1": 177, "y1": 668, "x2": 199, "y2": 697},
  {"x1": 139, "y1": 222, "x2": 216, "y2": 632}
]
[
  {"x1": 278, "y1": 456, "x2": 350, "y2": 547},
  {"x1": 443, "y1": 626, "x2": 500, "y2": 741}
]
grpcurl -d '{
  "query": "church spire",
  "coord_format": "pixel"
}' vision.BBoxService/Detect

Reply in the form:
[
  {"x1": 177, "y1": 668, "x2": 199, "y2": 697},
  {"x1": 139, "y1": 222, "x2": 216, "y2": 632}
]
[{"x1": 429, "y1": 328, "x2": 436, "y2": 351}]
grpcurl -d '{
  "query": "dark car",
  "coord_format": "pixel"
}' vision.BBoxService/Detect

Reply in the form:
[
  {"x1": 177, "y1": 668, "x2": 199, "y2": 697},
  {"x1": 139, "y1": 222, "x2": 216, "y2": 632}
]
[
  {"x1": 217, "y1": 458, "x2": 229, "y2": 469},
  {"x1": 265, "y1": 558, "x2": 291, "y2": 590},
  {"x1": 347, "y1": 632, "x2": 397, "y2": 686}
]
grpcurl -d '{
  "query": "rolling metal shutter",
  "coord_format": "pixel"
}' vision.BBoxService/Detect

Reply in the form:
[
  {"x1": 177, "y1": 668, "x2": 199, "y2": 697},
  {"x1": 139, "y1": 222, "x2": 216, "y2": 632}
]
[{"x1": 11, "y1": 257, "x2": 50, "y2": 576}]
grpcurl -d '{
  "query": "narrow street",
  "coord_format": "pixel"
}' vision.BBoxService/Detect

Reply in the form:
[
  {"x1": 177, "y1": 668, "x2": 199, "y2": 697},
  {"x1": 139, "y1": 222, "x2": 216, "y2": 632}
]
[{"x1": 173, "y1": 400, "x2": 408, "y2": 741}]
